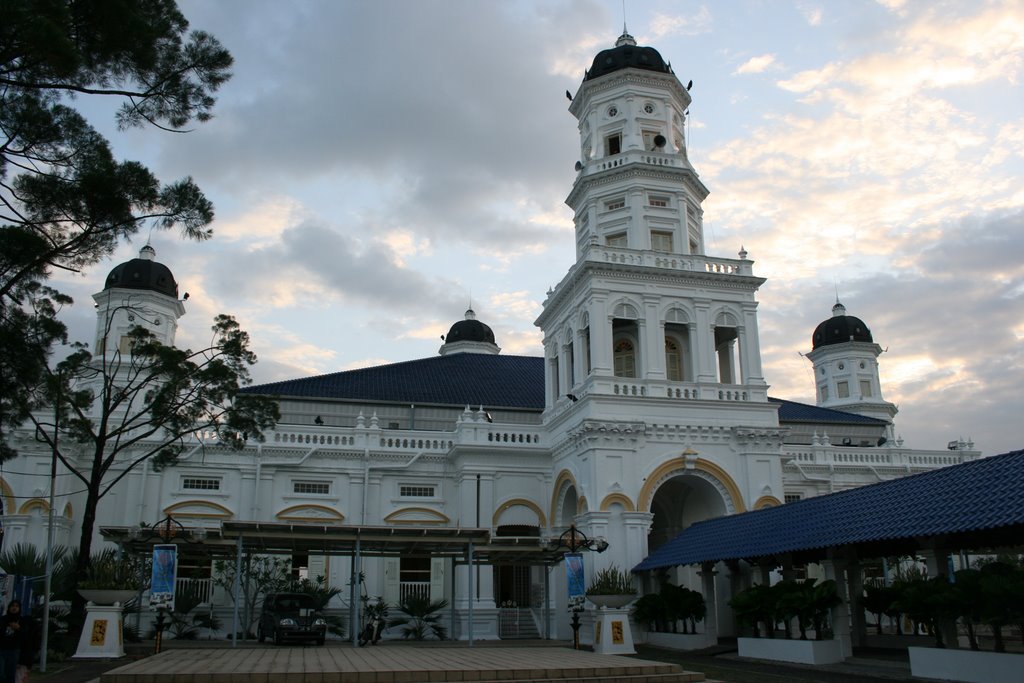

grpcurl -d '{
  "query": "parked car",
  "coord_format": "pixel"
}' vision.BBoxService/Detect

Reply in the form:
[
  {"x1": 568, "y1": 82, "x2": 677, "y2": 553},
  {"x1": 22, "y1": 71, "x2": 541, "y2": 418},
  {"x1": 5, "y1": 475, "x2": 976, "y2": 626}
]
[{"x1": 258, "y1": 592, "x2": 327, "y2": 645}]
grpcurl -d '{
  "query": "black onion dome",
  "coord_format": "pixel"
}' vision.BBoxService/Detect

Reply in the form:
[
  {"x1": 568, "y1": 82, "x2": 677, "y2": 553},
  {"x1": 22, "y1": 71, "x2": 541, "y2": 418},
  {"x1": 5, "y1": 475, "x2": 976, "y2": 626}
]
[
  {"x1": 585, "y1": 32, "x2": 673, "y2": 81},
  {"x1": 445, "y1": 309, "x2": 495, "y2": 345},
  {"x1": 812, "y1": 302, "x2": 873, "y2": 349},
  {"x1": 103, "y1": 245, "x2": 178, "y2": 298}
]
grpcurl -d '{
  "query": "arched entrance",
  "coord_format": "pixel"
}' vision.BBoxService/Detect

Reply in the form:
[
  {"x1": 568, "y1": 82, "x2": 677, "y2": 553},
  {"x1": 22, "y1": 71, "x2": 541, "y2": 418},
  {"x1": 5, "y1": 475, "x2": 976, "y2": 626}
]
[{"x1": 647, "y1": 473, "x2": 729, "y2": 554}]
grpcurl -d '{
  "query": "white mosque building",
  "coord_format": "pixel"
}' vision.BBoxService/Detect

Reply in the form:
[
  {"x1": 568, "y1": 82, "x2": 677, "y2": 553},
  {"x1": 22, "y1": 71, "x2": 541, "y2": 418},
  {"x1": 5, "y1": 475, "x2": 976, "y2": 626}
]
[{"x1": 2, "y1": 32, "x2": 979, "y2": 641}]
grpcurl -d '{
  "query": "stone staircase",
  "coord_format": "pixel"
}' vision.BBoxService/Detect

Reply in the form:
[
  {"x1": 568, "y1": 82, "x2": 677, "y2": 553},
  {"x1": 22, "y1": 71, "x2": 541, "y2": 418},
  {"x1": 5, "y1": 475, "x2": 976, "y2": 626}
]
[{"x1": 498, "y1": 607, "x2": 542, "y2": 639}]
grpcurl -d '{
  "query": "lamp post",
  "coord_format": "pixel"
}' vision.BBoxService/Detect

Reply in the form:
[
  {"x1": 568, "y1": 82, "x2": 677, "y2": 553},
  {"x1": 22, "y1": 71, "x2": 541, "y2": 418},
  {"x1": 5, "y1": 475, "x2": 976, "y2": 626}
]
[
  {"x1": 131, "y1": 515, "x2": 204, "y2": 653},
  {"x1": 550, "y1": 524, "x2": 608, "y2": 649}
]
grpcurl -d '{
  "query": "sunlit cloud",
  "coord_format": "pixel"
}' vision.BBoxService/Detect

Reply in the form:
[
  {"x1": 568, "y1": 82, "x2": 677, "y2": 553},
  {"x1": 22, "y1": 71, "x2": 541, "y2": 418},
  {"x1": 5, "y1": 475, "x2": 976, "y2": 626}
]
[
  {"x1": 735, "y1": 54, "x2": 777, "y2": 75},
  {"x1": 647, "y1": 7, "x2": 713, "y2": 40}
]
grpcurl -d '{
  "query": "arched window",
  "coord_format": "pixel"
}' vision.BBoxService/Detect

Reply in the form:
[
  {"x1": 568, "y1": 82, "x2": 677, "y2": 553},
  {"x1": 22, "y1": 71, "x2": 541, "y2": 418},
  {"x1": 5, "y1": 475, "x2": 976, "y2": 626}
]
[
  {"x1": 665, "y1": 338, "x2": 683, "y2": 381},
  {"x1": 614, "y1": 339, "x2": 636, "y2": 378}
]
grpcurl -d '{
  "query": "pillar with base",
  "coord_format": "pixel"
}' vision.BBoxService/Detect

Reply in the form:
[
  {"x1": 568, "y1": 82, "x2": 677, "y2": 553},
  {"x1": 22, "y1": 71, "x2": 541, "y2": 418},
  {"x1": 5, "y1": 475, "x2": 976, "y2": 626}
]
[
  {"x1": 591, "y1": 605, "x2": 636, "y2": 655},
  {"x1": 73, "y1": 602, "x2": 127, "y2": 659}
]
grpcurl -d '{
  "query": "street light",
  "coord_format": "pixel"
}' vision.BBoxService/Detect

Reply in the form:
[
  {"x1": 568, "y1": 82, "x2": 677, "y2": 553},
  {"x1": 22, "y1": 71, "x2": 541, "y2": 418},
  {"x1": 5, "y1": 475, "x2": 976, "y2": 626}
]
[
  {"x1": 130, "y1": 515, "x2": 206, "y2": 653},
  {"x1": 548, "y1": 524, "x2": 608, "y2": 649}
]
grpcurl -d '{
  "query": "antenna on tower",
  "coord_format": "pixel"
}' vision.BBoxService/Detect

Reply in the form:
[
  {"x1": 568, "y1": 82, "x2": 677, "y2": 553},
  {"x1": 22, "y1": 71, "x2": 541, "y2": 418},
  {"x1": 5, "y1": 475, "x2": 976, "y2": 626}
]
[{"x1": 622, "y1": 0, "x2": 628, "y2": 35}]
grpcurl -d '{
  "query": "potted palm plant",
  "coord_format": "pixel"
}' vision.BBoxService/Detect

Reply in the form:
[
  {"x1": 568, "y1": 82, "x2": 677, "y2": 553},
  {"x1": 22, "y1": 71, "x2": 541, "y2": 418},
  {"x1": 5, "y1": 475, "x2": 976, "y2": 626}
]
[
  {"x1": 907, "y1": 561, "x2": 1024, "y2": 683},
  {"x1": 732, "y1": 580, "x2": 844, "y2": 665},
  {"x1": 585, "y1": 565, "x2": 637, "y2": 608},
  {"x1": 78, "y1": 551, "x2": 144, "y2": 605}
]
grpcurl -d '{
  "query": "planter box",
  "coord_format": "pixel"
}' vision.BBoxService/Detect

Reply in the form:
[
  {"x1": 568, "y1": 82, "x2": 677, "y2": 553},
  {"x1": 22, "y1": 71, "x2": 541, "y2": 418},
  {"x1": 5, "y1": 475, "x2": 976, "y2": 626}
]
[
  {"x1": 644, "y1": 631, "x2": 716, "y2": 650},
  {"x1": 908, "y1": 646, "x2": 1022, "y2": 683},
  {"x1": 738, "y1": 636, "x2": 844, "y2": 665}
]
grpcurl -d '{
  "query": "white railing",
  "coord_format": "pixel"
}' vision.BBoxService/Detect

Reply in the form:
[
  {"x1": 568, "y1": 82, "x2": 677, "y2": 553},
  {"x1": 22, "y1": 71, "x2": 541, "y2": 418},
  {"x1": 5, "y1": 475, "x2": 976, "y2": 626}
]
[
  {"x1": 176, "y1": 577, "x2": 214, "y2": 604},
  {"x1": 399, "y1": 581, "x2": 430, "y2": 603},
  {"x1": 583, "y1": 242, "x2": 753, "y2": 277},
  {"x1": 783, "y1": 446, "x2": 980, "y2": 470}
]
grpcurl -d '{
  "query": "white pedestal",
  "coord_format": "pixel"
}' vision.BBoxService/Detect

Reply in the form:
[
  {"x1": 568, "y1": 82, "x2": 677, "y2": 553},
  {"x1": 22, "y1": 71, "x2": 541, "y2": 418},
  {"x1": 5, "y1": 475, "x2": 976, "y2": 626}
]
[
  {"x1": 73, "y1": 603, "x2": 126, "y2": 659},
  {"x1": 591, "y1": 607, "x2": 635, "y2": 655}
]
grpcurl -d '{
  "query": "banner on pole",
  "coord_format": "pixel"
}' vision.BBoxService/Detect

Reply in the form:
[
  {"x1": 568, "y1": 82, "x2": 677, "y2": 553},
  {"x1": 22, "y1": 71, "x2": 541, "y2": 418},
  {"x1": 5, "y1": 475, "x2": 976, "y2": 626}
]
[
  {"x1": 565, "y1": 552, "x2": 585, "y2": 613},
  {"x1": 150, "y1": 544, "x2": 178, "y2": 612}
]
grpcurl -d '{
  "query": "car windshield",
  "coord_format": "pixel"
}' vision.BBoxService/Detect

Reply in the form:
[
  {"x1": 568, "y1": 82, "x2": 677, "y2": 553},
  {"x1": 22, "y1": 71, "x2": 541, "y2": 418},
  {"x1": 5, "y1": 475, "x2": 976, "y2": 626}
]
[{"x1": 274, "y1": 595, "x2": 315, "y2": 611}]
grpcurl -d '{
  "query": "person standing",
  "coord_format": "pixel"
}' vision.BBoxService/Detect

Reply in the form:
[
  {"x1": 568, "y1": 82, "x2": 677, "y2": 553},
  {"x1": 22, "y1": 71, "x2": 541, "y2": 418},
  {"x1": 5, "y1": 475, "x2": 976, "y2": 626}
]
[{"x1": 0, "y1": 600, "x2": 24, "y2": 683}]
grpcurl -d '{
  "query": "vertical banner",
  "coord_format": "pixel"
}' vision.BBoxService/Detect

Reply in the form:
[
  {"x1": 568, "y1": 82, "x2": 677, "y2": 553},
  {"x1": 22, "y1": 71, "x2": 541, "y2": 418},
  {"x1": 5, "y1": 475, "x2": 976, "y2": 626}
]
[
  {"x1": 150, "y1": 544, "x2": 178, "y2": 612},
  {"x1": 565, "y1": 552, "x2": 585, "y2": 613}
]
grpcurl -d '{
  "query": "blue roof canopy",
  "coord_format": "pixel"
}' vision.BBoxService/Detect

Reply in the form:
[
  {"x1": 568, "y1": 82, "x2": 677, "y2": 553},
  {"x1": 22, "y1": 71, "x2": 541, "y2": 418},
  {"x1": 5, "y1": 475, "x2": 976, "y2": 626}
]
[{"x1": 635, "y1": 449, "x2": 1024, "y2": 571}]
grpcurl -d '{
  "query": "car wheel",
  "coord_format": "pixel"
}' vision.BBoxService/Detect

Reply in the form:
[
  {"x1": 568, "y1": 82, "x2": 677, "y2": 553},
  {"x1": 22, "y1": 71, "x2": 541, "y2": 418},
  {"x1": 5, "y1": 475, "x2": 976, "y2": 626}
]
[
  {"x1": 258, "y1": 625, "x2": 266, "y2": 643},
  {"x1": 316, "y1": 636, "x2": 325, "y2": 646},
  {"x1": 274, "y1": 628, "x2": 283, "y2": 646}
]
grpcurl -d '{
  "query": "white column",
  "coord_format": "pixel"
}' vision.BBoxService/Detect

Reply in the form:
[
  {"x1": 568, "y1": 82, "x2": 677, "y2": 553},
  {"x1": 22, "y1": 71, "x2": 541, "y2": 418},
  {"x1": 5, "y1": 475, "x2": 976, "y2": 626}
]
[
  {"x1": 589, "y1": 299, "x2": 612, "y2": 376},
  {"x1": 643, "y1": 300, "x2": 665, "y2": 381},
  {"x1": 693, "y1": 301, "x2": 715, "y2": 383},
  {"x1": 699, "y1": 562, "x2": 718, "y2": 640},
  {"x1": 741, "y1": 303, "x2": 765, "y2": 383},
  {"x1": 822, "y1": 557, "x2": 852, "y2": 658}
]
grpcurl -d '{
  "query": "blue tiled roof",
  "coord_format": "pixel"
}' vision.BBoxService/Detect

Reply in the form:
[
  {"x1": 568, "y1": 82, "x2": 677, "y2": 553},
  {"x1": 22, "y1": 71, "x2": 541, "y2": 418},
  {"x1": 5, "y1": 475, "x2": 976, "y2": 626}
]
[
  {"x1": 635, "y1": 449, "x2": 1024, "y2": 570},
  {"x1": 770, "y1": 397, "x2": 887, "y2": 425},
  {"x1": 244, "y1": 354, "x2": 545, "y2": 410},
  {"x1": 245, "y1": 353, "x2": 882, "y2": 426}
]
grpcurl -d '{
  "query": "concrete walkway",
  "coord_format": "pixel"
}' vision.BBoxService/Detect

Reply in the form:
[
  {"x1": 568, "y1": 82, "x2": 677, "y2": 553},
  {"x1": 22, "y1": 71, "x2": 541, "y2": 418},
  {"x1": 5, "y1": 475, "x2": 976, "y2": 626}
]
[{"x1": 96, "y1": 645, "x2": 705, "y2": 683}]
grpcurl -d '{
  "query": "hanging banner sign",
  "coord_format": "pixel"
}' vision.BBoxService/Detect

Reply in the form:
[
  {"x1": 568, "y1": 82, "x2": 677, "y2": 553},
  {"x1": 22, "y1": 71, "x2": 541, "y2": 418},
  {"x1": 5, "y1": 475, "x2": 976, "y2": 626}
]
[
  {"x1": 150, "y1": 544, "x2": 178, "y2": 612},
  {"x1": 565, "y1": 552, "x2": 585, "y2": 613}
]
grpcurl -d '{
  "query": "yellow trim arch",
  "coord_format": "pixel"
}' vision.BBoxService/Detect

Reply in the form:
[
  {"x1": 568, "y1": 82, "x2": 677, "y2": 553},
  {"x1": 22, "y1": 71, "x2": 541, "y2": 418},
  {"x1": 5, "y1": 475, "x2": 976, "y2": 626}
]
[
  {"x1": 64, "y1": 502, "x2": 73, "y2": 519},
  {"x1": 492, "y1": 498, "x2": 547, "y2": 528},
  {"x1": 383, "y1": 507, "x2": 450, "y2": 526},
  {"x1": 549, "y1": 469, "x2": 579, "y2": 525},
  {"x1": 753, "y1": 495, "x2": 782, "y2": 509},
  {"x1": 18, "y1": 499, "x2": 49, "y2": 515},
  {"x1": 164, "y1": 500, "x2": 234, "y2": 519},
  {"x1": 0, "y1": 479, "x2": 15, "y2": 517},
  {"x1": 276, "y1": 504, "x2": 345, "y2": 523},
  {"x1": 638, "y1": 457, "x2": 747, "y2": 514},
  {"x1": 577, "y1": 496, "x2": 589, "y2": 514},
  {"x1": 599, "y1": 493, "x2": 636, "y2": 512}
]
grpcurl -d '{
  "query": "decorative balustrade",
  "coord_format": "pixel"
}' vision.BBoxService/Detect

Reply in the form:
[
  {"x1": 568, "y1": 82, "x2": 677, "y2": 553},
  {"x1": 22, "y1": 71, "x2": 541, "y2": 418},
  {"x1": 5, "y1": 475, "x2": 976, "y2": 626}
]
[
  {"x1": 176, "y1": 577, "x2": 213, "y2": 604},
  {"x1": 585, "y1": 243, "x2": 752, "y2": 277},
  {"x1": 399, "y1": 581, "x2": 430, "y2": 603},
  {"x1": 784, "y1": 446, "x2": 977, "y2": 469},
  {"x1": 272, "y1": 430, "x2": 354, "y2": 446}
]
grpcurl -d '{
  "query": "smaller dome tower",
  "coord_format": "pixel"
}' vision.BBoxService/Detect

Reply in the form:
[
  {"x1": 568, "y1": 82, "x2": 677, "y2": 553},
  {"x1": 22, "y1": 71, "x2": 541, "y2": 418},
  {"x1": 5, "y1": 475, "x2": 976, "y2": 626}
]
[
  {"x1": 805, "y1": 301, "x2": 897, "y2": 434},
  {"x1": 92, "y1": 245, "x2": 186, "y2": 357},
  {"x1": 439, "y1": 309, "x2": 501, "y2": 356}
]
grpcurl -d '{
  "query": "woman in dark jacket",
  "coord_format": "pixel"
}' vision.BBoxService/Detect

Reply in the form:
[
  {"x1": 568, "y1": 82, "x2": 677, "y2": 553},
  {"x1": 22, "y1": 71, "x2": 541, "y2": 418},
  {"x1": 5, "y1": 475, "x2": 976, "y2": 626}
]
[{"x1": 0, "y1": 600, "x2": 25, "y2": 683}]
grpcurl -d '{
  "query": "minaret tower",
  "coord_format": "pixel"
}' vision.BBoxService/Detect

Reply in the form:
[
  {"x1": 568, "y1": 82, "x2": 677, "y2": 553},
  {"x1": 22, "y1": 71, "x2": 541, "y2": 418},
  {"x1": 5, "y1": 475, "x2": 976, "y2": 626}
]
[
  {"x1": 806, "y1": 301, "x2": 898, "y2": 435},
  {"x1": 92, "y1": 245, "x2": 185, "y2": 358},
  {"x1": 535, "y1": 33, "x2": 786, "y2": 581},
  {"x1": 535, "y1": 31, "x2": 770, "y2": 411}
]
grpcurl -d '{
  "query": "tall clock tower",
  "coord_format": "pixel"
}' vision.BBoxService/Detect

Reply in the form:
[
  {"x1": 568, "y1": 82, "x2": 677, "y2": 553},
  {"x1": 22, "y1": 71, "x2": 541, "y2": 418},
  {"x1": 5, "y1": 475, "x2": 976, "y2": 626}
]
[{"x1": 536, "y1": 33, "x2": 785, "y2": 590}]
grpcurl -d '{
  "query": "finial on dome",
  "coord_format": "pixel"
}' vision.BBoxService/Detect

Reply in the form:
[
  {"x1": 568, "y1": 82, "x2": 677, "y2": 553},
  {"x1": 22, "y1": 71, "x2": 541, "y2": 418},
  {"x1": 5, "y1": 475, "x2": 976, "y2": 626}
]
[
  {"x1": 832, "y1": 300, "x2": 847, "y2": 317},
  {"x1": 139, "y1": 244, "x2": 156, "y2": 260},
  {"x1": 464, "y1": 308, "x2": 476, "y2": 320},
  {"x1": 615, "y1": 31, "x2": 637, "y2": 47},
  {"x1": 738, "y1": 246, "x2": 748, "y2": 260}
]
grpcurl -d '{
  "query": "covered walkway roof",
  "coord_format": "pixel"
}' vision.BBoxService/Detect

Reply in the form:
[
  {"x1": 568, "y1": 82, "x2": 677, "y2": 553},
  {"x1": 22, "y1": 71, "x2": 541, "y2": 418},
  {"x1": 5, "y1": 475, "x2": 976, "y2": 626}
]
[
  {"x1": 636, "y1": 448, "x2": 1024, "y2": 570},
  {"x1": 101, "y1": 522, "x2": 566, "y2": 566}
]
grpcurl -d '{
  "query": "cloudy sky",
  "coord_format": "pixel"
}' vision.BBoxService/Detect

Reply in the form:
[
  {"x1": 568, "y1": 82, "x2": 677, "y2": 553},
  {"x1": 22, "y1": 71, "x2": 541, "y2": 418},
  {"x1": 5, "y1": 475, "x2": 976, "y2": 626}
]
[{"x1": 53, "y1": 0, "x2": 1023, "y2": 456}]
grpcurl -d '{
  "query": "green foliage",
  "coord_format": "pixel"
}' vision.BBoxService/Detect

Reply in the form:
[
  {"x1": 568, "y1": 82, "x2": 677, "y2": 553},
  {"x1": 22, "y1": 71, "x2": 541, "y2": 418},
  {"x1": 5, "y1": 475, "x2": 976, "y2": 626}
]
[
  {"x1": 213, "y1": 555, "x2": 291, "y2": 638},
  {"x1": 731, "y1": 580, "x2": 839, "y2": 640},
  {"x1": 729, "y1": 583, "x2": 775, "y2": 638},
  {"x1": 0, "y1": 542, "x2": 66, "y2": 578},
  {"x1": 389, "y1": 596, "x2": 448, "y2": 641},
  {"x1": 660, "y1": 584, "x2": 706, "y2": 634},
  {"x1": 585, "y1": 565, "x2": 636, "y2": 596},
  {"x1": 152, "y1": 582, "x2": 220, "y2": 640},
  {"x1": 78, "y1": 548, "x2": 145, "y2": 590},
  {"x1": 0, "y1": 0, "x2": 234, "y2": 462},
  {"x1": 287, "y1": 574, "x2": 345, "y2": 637},
  {"x1": 633, "y1": 592, "x2": 671, "y2": 632}
]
